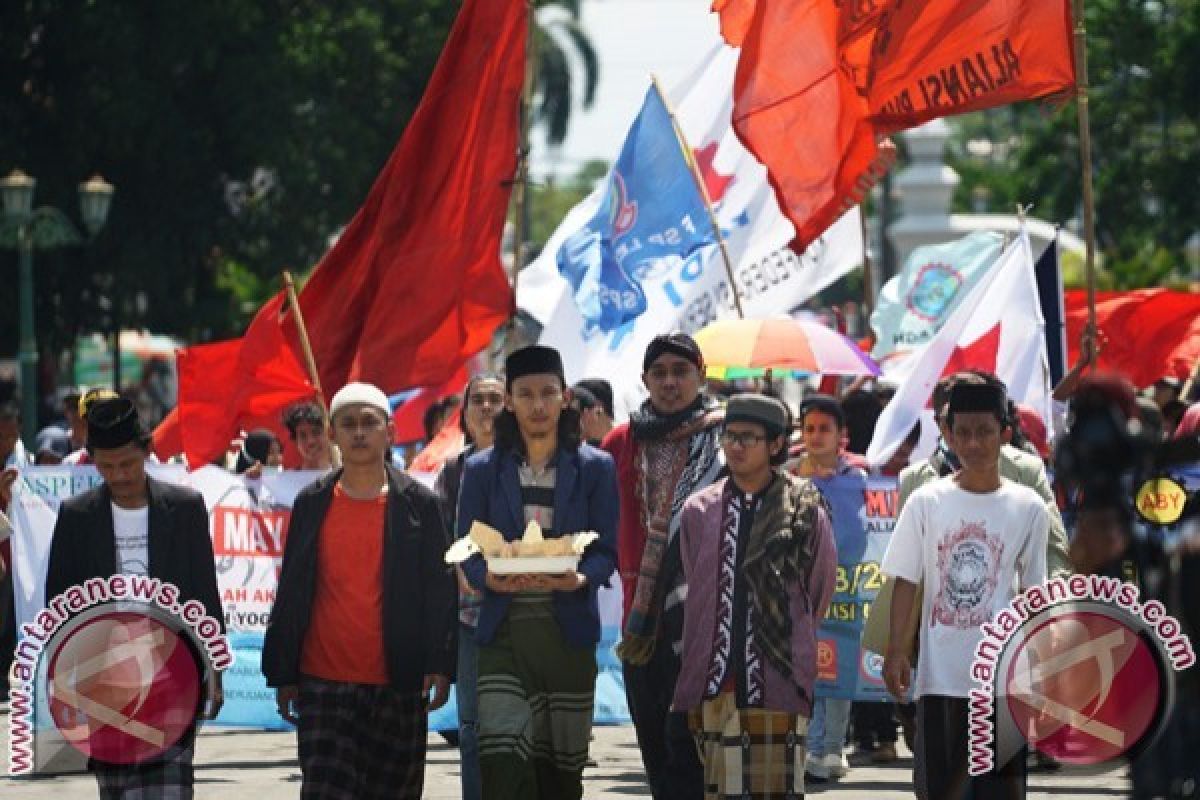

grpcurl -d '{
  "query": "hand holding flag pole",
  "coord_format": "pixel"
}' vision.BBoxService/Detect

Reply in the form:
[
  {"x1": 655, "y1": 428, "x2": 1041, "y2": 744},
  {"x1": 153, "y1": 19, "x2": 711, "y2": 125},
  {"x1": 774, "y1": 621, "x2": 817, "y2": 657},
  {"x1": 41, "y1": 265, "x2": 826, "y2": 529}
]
[{"x1": 651, "y1": 73, "x2": 746, "y2": 319}]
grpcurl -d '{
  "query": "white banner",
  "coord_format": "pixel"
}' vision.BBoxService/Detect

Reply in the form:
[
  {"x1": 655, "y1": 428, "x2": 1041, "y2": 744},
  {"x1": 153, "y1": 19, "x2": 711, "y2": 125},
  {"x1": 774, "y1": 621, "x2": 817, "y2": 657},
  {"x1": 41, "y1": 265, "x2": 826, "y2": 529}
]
[
  {"x1": 9, "y1": 466, "x2": 630, "y2": 729},
  {"x1": 10, "y1": 465, "x2": 321, "y2": 636}
]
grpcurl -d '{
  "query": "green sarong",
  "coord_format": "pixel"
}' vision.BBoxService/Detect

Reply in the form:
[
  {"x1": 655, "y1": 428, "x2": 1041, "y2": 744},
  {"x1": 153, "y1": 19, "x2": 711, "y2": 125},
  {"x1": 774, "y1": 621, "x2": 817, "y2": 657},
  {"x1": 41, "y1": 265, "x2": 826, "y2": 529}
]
[{"x1": 477, "y1": 594, "x2": 597, "y2": 800}]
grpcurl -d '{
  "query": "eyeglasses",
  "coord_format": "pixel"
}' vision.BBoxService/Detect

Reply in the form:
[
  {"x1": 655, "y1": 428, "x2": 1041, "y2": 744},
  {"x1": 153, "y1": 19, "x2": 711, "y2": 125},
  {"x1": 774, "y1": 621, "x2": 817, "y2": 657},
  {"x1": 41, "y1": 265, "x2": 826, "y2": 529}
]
[
  {"x1": 645, "y1": 364, "x2": 698, "y2": 382},
  {"x1": 720, "y1": 430, "x2": 767, "y2": 448}
]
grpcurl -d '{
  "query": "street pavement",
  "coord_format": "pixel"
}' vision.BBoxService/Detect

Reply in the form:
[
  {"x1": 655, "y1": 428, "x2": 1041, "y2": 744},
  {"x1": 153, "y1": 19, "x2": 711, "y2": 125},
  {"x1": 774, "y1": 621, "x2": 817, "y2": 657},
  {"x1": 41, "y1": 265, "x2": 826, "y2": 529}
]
[{"x1": 1, "y1": 713, "x2": 1132, "y2": 798}]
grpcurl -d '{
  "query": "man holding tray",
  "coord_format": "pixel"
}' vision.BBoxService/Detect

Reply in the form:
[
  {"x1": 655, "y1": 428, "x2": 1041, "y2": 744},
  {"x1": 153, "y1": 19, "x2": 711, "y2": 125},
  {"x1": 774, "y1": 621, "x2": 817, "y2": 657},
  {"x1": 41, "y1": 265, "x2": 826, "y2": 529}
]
[{"x1": 457, "y1": 344, "x2": 619, "y2": 800}]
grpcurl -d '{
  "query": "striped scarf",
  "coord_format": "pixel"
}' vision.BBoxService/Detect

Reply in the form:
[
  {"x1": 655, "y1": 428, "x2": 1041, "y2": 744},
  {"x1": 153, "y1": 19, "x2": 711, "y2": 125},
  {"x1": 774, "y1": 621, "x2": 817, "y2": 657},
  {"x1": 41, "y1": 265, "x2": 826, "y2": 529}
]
[{"x1": 616, "y1": 401, "x2": 723, "y2": 665}]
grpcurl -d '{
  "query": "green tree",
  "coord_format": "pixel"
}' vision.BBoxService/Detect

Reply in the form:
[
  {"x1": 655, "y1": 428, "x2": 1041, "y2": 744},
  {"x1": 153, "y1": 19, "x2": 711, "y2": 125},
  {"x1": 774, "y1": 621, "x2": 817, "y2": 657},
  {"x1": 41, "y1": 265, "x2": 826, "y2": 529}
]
[
  {"x1": 1, "y1": 0, "x2": 601, "y2": 368},
  {"x1": 535, "y1": 0, "x2": 599, "y2": 146},
  {"x1": 944, "y1": 0, "x2": 1199, "y2": 288}
]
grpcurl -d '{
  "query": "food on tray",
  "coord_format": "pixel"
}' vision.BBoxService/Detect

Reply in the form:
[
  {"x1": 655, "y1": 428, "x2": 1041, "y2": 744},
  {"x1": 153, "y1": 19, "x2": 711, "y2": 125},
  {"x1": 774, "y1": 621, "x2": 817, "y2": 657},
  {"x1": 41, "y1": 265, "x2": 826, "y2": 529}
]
[{"x1": 443, "y1": 520, "x2": 599, "y2": 565}]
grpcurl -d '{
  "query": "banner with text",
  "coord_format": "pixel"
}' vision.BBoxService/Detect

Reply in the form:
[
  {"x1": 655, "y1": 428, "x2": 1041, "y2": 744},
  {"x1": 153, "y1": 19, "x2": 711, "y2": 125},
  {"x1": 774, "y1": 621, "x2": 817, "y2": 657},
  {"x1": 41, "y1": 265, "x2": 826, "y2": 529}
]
[{"x1": 9, "y1": 466, "x2": 630, "y2": 731}]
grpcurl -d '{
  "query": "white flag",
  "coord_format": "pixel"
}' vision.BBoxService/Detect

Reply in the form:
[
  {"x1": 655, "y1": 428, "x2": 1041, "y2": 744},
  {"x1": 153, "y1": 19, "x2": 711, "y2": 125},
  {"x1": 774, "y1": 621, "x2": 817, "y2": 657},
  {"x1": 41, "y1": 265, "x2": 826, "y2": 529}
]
[
  {"x1": 517, "y1": 44, "x2": 863, "y2": 419},
  {"x1": 866, "y1": 230, "x2": 1051, "y2": 466}
]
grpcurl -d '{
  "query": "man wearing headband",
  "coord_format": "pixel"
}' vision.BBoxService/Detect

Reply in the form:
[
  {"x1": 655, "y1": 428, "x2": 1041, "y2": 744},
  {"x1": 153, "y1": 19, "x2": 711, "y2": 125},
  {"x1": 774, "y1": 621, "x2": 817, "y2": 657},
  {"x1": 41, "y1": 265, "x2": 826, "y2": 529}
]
[
  {"x1": 602, "y1": 332, "x2": 725, "y2": 798},
  {"x1": 881, "y1": 381, "x2": 1049, "y2": 799},
  {"x1": 457, "y1": 345, "x2": 618, "y2": 800},
  {"x1": 263, "y1": 382, "x2": 456, "y2": 799},
  {"x1": 672, "y1": 393, "x2": 837, "y2": 799},
  {"x1": 44, "y1": 397, "x2": 225, "y2": 797}
]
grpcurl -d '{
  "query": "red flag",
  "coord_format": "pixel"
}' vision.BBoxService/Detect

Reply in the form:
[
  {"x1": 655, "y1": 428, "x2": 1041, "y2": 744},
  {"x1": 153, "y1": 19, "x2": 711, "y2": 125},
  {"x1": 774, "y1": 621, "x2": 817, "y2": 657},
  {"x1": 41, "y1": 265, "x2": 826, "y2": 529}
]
[
  {"x1": 176, "y1": 294, "x2": 315, "y2": 469},
  {"x1": 1065, "y1": 289, "x2": 1200, "y2": 388},
  {"x1": 409, "y1": 407, "x2": 466, "y2": 476},
  {"x1": 391, "y1": 364, "x2": 469, "y2": 444},
  {"x1": 719, "y1": 0, "x2": 895, "y2": 251},
  {"x1": 866, "y1": 0, "x2": 1076, "y2": 134},
  {"x1": 249, "y1": 0, "x2": 526, "y2": 394},
  {"x1": 151, "y1": 408, "x2": 182, "y2": 461}
]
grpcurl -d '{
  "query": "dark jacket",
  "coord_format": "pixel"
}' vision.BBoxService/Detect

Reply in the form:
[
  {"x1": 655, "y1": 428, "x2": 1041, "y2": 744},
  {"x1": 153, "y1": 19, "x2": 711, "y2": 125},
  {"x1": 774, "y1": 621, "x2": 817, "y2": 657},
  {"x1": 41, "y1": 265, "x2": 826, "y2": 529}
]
[
  {"x1": 261, "y1": 466, "x2": 456, "y2": 691},
  {"x1": 458, "y1": 443, "x2": 619, "y2": 648},
  {"x1": 45, "y1": 475, "x2": 224, "y2": 630}
]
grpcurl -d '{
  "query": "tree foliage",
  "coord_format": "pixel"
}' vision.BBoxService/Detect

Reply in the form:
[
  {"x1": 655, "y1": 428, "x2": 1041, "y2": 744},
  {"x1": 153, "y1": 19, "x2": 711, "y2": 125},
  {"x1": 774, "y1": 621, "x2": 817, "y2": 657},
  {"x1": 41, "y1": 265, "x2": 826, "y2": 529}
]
[
  {"x1": 0, "y1": 0, "x2": 598, "y2": 363},
  {"x1": 945, "y1": 0, "x2": 1199, "y2": 288}
]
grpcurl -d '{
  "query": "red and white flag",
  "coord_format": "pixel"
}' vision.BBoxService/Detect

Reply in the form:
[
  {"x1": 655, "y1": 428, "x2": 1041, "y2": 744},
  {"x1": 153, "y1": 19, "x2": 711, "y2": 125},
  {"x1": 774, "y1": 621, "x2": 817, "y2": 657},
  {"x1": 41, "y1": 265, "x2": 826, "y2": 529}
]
[{"x1": 867, "y1": 229, "x2": 1051, "y2": 466}]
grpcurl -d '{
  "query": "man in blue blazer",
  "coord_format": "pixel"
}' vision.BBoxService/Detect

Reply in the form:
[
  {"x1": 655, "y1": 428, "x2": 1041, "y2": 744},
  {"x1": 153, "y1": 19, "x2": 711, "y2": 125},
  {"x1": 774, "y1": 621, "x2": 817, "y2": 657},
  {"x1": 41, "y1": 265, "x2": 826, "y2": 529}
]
[{"x1": 457, "y1": 345, "x2": 618, "y2": 800}]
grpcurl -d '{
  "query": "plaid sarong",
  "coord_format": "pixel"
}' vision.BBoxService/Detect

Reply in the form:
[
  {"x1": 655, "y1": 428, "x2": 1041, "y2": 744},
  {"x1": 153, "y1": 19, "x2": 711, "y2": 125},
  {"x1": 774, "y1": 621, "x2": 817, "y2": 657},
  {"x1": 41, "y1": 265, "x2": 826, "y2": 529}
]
[
  {"x1": 477, "y1": 596, "x2": 597, "y2": 800},
  {"x1": 689, "y1": 692, "x2": 808, "y2": 800},
  {"x1": 296, "y1": 677, "x2": 427, "y2": 799},
  {"x1": 93, "y1": 727, "x2": 196, "y2": 800}
]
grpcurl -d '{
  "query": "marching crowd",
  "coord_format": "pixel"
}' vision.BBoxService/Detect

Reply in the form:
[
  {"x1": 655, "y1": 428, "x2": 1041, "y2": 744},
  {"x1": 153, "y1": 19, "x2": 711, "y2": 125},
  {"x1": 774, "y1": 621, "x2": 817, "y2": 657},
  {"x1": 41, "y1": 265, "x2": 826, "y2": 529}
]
[{"x1": 1, "y1": 329, "x2": 1198, "y2": 800}]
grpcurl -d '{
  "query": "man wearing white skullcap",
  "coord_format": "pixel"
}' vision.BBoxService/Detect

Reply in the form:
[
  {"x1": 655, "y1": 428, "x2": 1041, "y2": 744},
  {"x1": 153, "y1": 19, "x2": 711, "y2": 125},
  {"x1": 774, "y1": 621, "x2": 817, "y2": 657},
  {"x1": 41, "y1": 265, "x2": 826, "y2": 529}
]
[{"x1": 264, "y1": 381, "x2": 456, "y2": 798}]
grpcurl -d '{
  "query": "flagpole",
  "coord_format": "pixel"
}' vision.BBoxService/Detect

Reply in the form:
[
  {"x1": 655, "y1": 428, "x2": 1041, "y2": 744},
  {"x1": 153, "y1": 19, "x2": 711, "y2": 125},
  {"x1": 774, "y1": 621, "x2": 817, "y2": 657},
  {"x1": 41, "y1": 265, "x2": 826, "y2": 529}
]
[
  {"x1": 859, "y1": 205, "x2": 875, "y2": 316},
  {"x1": 651, "y1": 73, "x2": 746, "y2": 319},
  {"x1": 510, "y1": 2, "x2": 537, "y2": 320},
  {"x1": 282, "y1": 271, "x2": 327, "y2": 416},
  {"x1": 1072, "y1": 0, "x2": 1099, "y2": 348}
]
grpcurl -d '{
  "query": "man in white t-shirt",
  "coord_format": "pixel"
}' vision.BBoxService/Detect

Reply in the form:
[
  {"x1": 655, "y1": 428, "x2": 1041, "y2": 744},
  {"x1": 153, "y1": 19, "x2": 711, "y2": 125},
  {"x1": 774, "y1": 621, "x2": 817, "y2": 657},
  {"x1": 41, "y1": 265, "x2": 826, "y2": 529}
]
[
  {"x1": 45, "y1": 398, "x2": 225, "y2": 799},
  {"x1": 881, "y1": 382, "x2": 1049, "y2": 800}
]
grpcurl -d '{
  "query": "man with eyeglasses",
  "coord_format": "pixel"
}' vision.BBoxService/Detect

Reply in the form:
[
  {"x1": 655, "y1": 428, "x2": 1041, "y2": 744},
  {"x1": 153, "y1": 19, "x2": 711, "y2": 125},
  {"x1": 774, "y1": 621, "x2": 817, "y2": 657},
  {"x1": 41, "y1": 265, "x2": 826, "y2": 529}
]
[
  {"x1": 262, "y1": 382, "x2": 456, "y2": 799},
  {"x1": 601, "y1": 332, "x2": 725, "y2": 798},
  {"x1": 672, "y1": 393, "x2": 838, "y2": 799}
]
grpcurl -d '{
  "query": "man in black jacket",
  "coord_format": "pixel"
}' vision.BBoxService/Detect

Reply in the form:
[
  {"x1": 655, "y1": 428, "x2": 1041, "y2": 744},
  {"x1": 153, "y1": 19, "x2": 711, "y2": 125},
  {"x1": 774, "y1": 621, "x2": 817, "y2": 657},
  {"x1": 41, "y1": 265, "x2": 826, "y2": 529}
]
[
  {"x1": 44, "y1": 397, "x2": 224, "y2": 798},
  {"x1": 262, "y1": 382, "x2": 456, "y2": 799}
]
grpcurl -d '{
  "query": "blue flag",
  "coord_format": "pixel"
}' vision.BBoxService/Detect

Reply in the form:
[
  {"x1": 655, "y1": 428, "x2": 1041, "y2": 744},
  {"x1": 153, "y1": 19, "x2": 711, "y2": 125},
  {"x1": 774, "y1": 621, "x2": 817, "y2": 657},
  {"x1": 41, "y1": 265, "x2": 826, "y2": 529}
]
[{"x1": 556, "y1": 87, "x2": 715, "y2": 333}]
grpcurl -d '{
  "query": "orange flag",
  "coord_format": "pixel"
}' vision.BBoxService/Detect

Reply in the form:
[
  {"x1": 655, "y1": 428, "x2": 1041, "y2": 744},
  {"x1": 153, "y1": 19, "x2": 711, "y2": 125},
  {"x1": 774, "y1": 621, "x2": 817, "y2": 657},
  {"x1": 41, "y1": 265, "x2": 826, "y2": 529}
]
[
  {"x1": 866, "y1": 0, "x2": 1076, "y2": 134},
  {"x1": 718, "y1": 0, "x2": 895, "y2": 252}
]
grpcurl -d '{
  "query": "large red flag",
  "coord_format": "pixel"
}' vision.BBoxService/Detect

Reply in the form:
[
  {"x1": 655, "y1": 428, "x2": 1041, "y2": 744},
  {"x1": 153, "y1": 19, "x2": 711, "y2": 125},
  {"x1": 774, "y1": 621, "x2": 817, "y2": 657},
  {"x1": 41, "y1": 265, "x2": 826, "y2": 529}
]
[
  {"x1": 170, "y1": 0, "x2": 523, "y2": 466},
  {"x1": 1065, "y1": 289, "x2": 1200, "y2": 388},
  {"x1": 718, "y1": 0, "x2": 895, "y2": 252},
  {"x1": 247, "y1": 0, "x2": 526, "y2": 394},
  {"x1": 176, "y1": 294, "x2": 315, "y2": 469},
  {"x1": 866, "y1": 0, "x2": 1076, "y2": 134}
]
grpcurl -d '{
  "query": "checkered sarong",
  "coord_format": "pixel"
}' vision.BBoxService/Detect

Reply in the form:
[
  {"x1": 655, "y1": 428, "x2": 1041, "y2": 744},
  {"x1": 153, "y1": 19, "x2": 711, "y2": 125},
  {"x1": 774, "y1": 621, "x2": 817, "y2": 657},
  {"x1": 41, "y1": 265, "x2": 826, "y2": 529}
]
[
  {"x1": 296, "y1": 677, "x2": 427, "y2": 799},
  {"x1": 689, "y1": 692, "x2": 808, "y2": 799},
  {"x1": 93, "y1": 727, "x2": 195, "y2": 799}
]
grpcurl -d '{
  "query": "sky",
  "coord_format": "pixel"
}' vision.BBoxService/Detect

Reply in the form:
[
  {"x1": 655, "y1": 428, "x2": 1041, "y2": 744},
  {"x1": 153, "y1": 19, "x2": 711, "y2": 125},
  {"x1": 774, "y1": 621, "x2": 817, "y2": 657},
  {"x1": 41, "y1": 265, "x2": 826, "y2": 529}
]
[{"x1": 531, "y1": 0, "x2": 722, "y2": 180}]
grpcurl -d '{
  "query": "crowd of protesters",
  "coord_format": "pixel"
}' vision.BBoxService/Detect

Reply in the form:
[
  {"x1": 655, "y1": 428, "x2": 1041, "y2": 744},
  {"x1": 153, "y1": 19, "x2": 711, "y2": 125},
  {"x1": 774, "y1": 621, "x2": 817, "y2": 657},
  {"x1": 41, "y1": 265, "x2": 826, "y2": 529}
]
[{"x1": 1, "y1": 328, "x2": 1198, "y2": 800}]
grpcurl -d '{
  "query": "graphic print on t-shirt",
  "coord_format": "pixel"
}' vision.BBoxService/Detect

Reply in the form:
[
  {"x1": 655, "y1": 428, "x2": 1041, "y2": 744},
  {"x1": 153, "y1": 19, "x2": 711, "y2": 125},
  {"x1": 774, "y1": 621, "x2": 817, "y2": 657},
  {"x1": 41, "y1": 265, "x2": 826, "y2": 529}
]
[{"x1": 932, "y1": 520, "x2": 1004, "y2": 629}]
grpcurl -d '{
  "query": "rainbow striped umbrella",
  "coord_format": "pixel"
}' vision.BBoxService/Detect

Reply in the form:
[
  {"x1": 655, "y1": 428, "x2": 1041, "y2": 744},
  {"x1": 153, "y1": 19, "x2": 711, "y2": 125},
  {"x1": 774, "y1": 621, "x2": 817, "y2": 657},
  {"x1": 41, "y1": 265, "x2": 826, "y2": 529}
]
[{"x1": 694, "y1": 317, "x2": 880, "y2": 379}]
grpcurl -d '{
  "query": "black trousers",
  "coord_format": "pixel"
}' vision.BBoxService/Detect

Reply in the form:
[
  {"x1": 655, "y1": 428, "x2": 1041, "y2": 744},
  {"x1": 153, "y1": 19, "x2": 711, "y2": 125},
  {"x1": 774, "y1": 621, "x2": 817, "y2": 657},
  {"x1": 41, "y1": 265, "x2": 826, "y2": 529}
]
[
  {"x1": 852, "y1": 701, "x2": 898, "y2": 747},
  {"x1": 623, "y1": 644, "x2": 704, "y2": 799},
  {"x1": 915, "y1": 695, "x2": 1026, "y2": 800}
]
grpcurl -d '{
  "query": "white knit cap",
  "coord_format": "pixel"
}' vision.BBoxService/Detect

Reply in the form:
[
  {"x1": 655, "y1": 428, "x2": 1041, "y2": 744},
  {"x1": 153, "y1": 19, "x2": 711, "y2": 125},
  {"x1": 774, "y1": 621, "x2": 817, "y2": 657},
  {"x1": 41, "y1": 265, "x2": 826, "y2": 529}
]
[{"x1": 329, "y1": 382, "x2": 391, "y2": 419}]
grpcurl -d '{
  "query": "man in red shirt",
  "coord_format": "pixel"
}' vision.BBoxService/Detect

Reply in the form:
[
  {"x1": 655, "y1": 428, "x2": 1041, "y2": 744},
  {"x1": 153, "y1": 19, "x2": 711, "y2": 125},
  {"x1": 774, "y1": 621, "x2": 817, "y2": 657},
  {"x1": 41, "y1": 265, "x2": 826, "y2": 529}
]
[
  {"x1": 602, "y1": 333, "x2": 724, "y2": 798},
  {"x1": 263, "y1": 382, "x2": 456, "y2": 799}
]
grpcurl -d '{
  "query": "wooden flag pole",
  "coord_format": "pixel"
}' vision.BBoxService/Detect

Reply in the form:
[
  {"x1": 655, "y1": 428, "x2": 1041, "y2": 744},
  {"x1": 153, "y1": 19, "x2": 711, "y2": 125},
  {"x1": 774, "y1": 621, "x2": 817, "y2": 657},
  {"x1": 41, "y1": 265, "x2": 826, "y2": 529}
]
[
  {"x1": 282, "y1": 271, "x2": 327, "y2": 416},
  {"x1": 1072, "y1": 0, "x2": 1099, "y2": 347},
  {"x1": 651, "y1": 73, "x2": 746, "y2": 319},
  {"x1": 510, "y1": 2, "x2": 537, "y2": 314}
]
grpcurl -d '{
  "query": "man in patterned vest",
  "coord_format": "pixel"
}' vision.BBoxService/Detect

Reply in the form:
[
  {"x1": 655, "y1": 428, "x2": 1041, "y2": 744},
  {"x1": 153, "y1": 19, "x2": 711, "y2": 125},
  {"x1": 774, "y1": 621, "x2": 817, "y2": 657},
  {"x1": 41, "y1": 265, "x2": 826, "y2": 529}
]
[
  {"x1": 602, "y1": 332, "x2": 724, "y2": 798},
  {"x1": 672, "y1": 393, "x2": 838, "y2": 799}
]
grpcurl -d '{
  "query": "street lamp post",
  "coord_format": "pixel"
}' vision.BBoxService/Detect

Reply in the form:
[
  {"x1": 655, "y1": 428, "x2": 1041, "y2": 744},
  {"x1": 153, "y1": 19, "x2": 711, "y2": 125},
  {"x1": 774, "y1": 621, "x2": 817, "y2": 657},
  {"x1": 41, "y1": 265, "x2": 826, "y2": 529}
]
[{"x1": 0, "y1": 169, "x2": 113, "y2": 448}]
